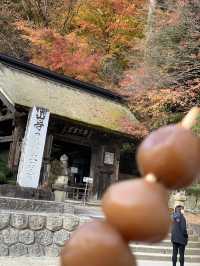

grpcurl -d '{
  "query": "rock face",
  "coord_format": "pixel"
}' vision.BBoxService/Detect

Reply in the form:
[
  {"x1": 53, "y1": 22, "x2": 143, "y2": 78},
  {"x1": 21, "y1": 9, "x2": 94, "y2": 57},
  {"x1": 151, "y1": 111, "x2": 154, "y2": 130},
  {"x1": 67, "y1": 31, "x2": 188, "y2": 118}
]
[
  {"x1": 169, "y1": 191, "x2": 200, "y2": 211},
  {"x1": 63, "y1": 215, "x2": 79, "y2": 231},
  {"x1": 46, "y1": 216, "x2": 63, "y2": 231},
  {"x1": 36, "y1": 230, "x2": 53, "y2": 246},
  {"x1": 10, "y1": 214, "x2": 28, "y2": 229},
  {"x1": 45, "y1": 244, "x2": 61, "y2": 257},
  {"x1": 0, "y1": 244, "x2": 9, "y2": 256},
  {"x1": 0, "y1": 214, "x2": 10, "y2": 230},
  {"x1": 2, "y1": 228, "x2": 19, "y2": 246},
  {"x1": 9, "y1": 243, "x2": 28, "y2": 256},
  {"x1": 29, "y1": 215, "x2": 46, "y2": 230},
  {"x1": 0, "y1": 210, "x2": 84, "y2": 256},
  {"x1": 28, "y1": 244, "x2": 45, "y2": 257},
  {"x1": 53, "y1": 229, "x2": 70, "y2": 246},
  {"x1": 19, "y1": 230, "x2": 35, "y2": 245},
  {"x1": 0, "y1": 185, "x2": 54, "y2": 200}
]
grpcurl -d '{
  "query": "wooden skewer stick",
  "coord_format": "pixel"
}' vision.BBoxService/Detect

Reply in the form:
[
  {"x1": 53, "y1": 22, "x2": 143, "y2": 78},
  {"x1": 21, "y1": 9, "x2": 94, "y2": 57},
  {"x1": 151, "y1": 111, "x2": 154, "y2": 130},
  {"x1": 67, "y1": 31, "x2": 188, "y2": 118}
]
[
  {"x1": 181, "y1": 107, "x2": 200, "y2": 130},
  {"x1": 145, "y1": 173, "x2": 157, "y2": 183}
]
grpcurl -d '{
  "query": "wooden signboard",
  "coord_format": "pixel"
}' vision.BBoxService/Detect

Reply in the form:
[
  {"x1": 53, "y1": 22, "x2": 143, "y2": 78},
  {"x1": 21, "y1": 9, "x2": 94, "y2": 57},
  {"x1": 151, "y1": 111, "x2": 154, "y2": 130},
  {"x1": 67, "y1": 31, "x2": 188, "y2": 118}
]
[
  {"x1": 83, "y1": 177, "x2": 93, "y2": 184},
  {"x1": 104, "y1": 152, "x2": 115, "y2": 165}
]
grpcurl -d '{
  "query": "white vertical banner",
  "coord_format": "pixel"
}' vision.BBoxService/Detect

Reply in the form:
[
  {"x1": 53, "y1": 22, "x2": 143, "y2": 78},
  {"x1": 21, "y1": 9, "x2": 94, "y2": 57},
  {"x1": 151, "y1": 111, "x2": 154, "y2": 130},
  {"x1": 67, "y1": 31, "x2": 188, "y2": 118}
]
[{"x1": 17, "y1": 106, "x2": 50, "y2": 188}]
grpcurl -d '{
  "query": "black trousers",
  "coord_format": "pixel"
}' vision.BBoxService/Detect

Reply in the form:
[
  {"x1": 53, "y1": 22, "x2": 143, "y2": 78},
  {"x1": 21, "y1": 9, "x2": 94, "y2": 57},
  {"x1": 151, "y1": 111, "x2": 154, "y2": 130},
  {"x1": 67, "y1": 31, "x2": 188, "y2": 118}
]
[{"x1": 172, "y1": 242, "x2": 186, "y2": 266}]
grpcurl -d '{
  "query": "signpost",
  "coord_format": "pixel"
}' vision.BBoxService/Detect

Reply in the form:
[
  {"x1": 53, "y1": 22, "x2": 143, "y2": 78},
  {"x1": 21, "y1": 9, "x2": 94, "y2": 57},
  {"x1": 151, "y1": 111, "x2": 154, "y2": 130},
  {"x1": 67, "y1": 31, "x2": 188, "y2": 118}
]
[
  {"x1": 83, "y1": 177, "x2": 93, "y2": 205},
  {"x1": 17, "y1": 106, "x2": 50, "y2": 188}
]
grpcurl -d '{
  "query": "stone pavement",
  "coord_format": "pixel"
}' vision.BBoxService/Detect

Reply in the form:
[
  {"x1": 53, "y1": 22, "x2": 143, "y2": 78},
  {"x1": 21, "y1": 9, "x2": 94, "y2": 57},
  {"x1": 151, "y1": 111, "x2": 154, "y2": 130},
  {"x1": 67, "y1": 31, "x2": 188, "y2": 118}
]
[
  {"x1": 0, "y1": 257, "x2": 58, "y2": 266},
  {"x1": 0, "y1": 258, "x2": 199, "y2": 266},
  {"x1": 137, "y1": 261, "x2": 199, "y2": 266}
]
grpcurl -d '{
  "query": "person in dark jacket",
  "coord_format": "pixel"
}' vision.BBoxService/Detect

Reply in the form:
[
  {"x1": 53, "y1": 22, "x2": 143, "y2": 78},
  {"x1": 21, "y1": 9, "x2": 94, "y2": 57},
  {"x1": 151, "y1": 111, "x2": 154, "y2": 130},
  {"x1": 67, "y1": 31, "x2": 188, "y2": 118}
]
[{"x1": 171, "y1": 205, "x2": 188, "y2": 266}]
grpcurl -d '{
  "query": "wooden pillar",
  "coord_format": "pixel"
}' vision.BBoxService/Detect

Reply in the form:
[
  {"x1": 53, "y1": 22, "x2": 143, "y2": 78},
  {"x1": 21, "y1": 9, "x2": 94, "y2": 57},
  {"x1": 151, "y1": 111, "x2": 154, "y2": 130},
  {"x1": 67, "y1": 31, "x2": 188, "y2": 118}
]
[
  {"x1": 89, "y1": 145, "x2": 101, "y2": 200},
  {"x1": 112, "y1": 145, "x2": 120, "y2": 182},
  {"x1": 40, "y1": 134, "x2": 53, "y2": 187},
  {"x1": 8, "y1": 117, "x2": 25, "y2": 174},
  {"x1": 90, "y1": 143, "x2": 120, "y2": 200}
]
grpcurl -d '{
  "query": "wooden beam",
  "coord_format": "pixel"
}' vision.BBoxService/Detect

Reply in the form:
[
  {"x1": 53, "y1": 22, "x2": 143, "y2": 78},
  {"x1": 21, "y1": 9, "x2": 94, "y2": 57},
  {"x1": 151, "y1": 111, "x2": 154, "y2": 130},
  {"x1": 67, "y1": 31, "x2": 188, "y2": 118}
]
[
  {"x1": 0, "y1": 135, "x2": 13, "y2": 143},
  {"x1": 53, "y1": 133, "x2": 91, "y2": 147},
  {"x1": 15, "y1": 111, "x2": 27, "y2": 118},
  {"x1": 0, "y1": 90, "x2": 15, "y2": 113},
  {"x1": 0, "y1": 113, "x2": 14, "y2": 122},
  {"x1": 8, "y1": 118, "x2": 26, "y2": 171}
]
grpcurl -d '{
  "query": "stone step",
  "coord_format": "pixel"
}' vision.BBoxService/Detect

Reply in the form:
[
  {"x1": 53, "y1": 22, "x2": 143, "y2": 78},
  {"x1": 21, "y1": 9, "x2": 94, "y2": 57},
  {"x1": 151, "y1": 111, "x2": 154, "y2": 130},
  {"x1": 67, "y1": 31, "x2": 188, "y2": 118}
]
[
  {"x1": 131, "y1": 240, "x2": 200, "y2": 248},
  {"x1": 166, "y1": 234, "x2": 199, "y2": 241},
  {"x1": 188, "y1": 229, "x2": 194, "y2": 235},
  {"x1": 134, "y1": 252, "x2": 200, "y2": 263},
  {"x1": 162, "y1": 240, "x2": 200, "y2": 248},
  {"x1": 131, "y1": 245, "x2": 200, "y2": 255}
]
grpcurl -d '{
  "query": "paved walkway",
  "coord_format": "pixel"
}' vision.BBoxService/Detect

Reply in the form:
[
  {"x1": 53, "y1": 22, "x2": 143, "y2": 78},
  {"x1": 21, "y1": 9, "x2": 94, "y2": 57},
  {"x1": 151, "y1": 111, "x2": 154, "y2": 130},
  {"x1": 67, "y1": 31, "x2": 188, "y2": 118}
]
[
  {"x1": 0, "y1": 258, "x2": 199, "y2": 266},
  {"x1": 0, "y1": 257, "x2": 58, "y2": 266},
  {"x1": 138, "y1": 261, "x2": 199, "y2": 266}
]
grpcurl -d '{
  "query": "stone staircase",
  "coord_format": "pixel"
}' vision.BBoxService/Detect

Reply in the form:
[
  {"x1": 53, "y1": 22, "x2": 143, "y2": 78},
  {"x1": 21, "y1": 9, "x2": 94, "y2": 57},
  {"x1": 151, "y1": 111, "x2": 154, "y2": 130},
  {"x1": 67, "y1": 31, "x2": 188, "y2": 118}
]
[{"x1": 130, "y1": 230, "x2": 200, "y2": 263}]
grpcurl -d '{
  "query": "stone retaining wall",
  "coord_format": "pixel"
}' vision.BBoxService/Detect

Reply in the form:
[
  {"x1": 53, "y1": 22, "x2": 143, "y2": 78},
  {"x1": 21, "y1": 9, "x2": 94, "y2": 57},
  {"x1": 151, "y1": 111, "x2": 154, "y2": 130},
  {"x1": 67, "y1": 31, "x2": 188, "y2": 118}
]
[
  {"x1": 0, "y1": 211, "x2": 80, "y2": 257},
  {"x1": 190, "y1": 224, "x2": 200, "y2": 238},
  {"x1": 0, "y1": 197, "x2": 74, "y2": 214},
  {"x1": 185, "y1": 195, "x2": 200, "y2": 211},
  {"x1": 169, "y1": 193, "x2": 200, "y2": 212}
]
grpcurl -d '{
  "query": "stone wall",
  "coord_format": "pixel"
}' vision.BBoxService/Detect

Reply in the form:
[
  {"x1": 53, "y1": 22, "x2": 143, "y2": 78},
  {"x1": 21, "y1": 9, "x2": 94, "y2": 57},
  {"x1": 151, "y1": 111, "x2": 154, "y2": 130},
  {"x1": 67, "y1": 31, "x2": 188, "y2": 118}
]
[
  {"x1": 184, "y1": 195, "x2": 200, "y2": 211},
  {"x1": 0, "y1": 196, "x2": 74, "y2": 214},
  {"x1": 0, "y1": 185, "x2": 54, "y2": 201},
  {"x1": 169, "y1": 192, "x2": 200, "y2": 212},
  {"x1": 0, "y1": 211, "x2": 80, "y2": 257},
  {"x1": 190, "y1": 224, "x2": 200, "y2": 237}
]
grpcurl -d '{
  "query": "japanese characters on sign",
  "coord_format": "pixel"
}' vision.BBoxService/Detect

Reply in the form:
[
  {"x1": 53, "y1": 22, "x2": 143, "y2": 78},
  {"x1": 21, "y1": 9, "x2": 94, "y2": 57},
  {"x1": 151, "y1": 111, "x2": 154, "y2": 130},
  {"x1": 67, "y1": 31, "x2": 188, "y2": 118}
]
[
  {"x1": 67, "y1": 126, "x2": 89, "y2": 136},
  {"x1": 17, "y1": 106, "x2": 50, "y2": 188},
  {"x1": 60, "y1": 125, "x2": 90, "y2": 137},
  {"x1": 34, "y1": 107, "x2": 48, "y2": 134}
]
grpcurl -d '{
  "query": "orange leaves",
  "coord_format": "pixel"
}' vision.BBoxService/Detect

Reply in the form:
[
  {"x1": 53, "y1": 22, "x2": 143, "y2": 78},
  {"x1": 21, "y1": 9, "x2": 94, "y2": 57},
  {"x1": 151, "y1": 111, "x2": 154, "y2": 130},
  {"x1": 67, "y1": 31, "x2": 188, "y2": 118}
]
[
  {"x1": 110, "y1": 0, "x2": 146, "y2": 16},
  {"x1": 111, "y1": 0, "x2": 135, "y2": 15},
  {"x1": 17, "y1": 0, "x2": 147, "y2": 86},
  {"x1": 20, "y1": 24, "x2": 102, "y2": 82},
  {"x1": 117, "y1": 71, "x2": 200, "y2": 130},
  {"x1": 119, "y1": 116, "x2": 148, "y2": 137},
  {"x1": 16, "y1": 21, "x2": 57, "y2": 45},
  {"x1": 75, "y1": 0, "x2": 146, "y2": 51}
]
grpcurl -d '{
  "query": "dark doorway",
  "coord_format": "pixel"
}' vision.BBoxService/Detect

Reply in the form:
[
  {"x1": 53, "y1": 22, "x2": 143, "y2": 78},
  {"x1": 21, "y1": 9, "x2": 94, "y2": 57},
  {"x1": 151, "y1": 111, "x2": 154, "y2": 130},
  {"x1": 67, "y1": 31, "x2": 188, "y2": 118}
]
[{"x1": 50, "y1": 139, "x2": 91, "y2": 199}]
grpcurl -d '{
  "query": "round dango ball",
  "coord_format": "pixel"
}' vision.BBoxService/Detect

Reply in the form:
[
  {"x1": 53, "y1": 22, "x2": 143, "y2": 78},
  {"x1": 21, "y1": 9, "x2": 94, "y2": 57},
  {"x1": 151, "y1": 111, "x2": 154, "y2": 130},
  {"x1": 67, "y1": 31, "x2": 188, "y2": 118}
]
[
  {"x1": 61, "y1": 220, "x2": 136, "y2": 266},
  {"x1": 136, "y1": 125, "x2": 200, "y2": 189},
  {"x1": 102, "y1": 177, "x2": 170, "y2": 242}
]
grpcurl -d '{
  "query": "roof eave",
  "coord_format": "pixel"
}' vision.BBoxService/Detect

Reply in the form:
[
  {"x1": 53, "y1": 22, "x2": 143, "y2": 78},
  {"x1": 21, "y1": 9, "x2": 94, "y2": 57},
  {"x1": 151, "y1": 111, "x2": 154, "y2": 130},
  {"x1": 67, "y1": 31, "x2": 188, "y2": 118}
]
[
  {"x1": 0, "y1": 89, "x2": 15, "y2": 113},
  {"x1": 15, "y1": 104, "x2": 143, "y2": 140},
  {"x1": 0, "y1": 54, "x2": 124, "y2": 103}
]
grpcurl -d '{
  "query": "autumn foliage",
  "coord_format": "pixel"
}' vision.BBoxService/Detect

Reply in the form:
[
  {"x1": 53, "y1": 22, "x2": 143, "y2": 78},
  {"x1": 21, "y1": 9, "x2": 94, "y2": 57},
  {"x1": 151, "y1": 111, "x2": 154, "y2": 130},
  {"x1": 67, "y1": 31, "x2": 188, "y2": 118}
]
[
  {"x1": 16, "y1": 0, "x2": 147, "y2": 84},
  {"x1": 1, "y1": 0, "x2": 200, "y2": 134},
  {"x1": 18, "y1": 26, "x2": 102, "y2": 82}
]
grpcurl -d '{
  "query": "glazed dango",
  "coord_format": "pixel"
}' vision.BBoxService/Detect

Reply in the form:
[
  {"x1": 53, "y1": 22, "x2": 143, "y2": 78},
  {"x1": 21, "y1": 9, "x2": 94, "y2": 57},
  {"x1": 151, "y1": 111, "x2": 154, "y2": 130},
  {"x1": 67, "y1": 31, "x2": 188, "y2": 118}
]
[
  {"x1": 136, "y1": 125, "x2": 200, "y2": 189},
  {"x1": 61, "y1": 220, "x2": 136, "y2": 266},
  {"x1": 61, "y1": 107, "x2": 200, "y2": 266},
  {"x1": 102, "y1": 176, "x2": 170, "y2": 242}
]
